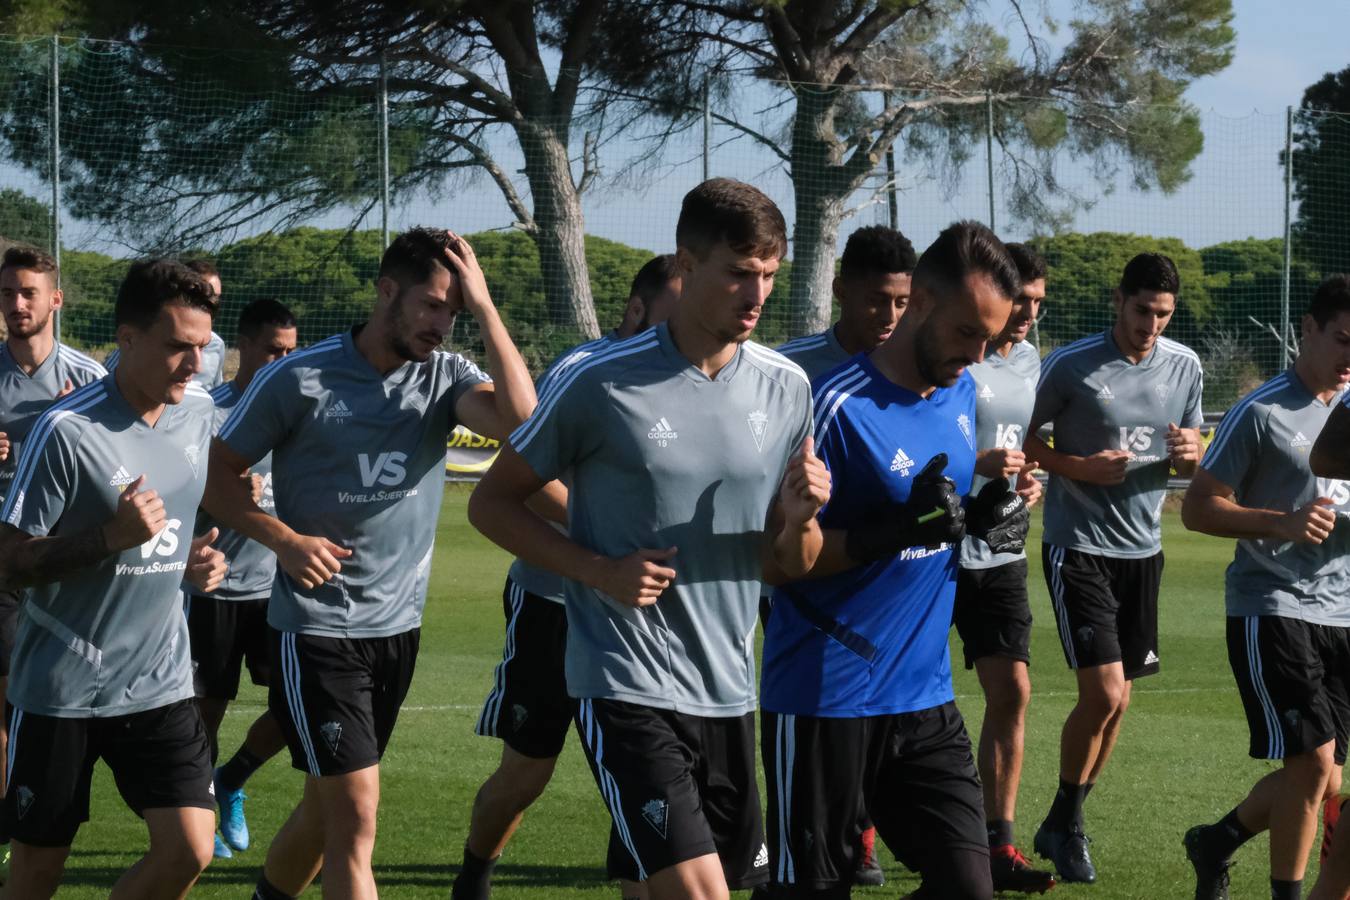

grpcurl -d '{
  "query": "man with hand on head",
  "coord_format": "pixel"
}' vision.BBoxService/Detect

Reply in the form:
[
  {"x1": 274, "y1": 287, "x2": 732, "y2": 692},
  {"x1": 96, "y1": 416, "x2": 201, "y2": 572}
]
[
  {"x1": 1025, "y1": 252, "x2": 1204, "y2": 884},
  {"x1": 203, "y1": 227, "x2": 536, "y2": 900},
  {"x1": 757, "y1": 221, "x2": 1023, "y2": 900},
  {"x1": 0, "y1": 258, "x2": 227, "y2": 899},
  {"x1": 953, "y1": 242, "x2": 1054, "y2": 894},
  {"x1": 470, "y1": 178, "x2": 826, "y2": 900}
]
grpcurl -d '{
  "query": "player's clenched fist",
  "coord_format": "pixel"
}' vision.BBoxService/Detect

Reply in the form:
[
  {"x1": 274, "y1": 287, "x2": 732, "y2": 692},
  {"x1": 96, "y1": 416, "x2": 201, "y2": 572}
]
[
  {"x1": 779, "y1": 436, "x2": 831, "y2": 527},
  {"x1": 278, "y1": 533, "x2": 353, "y2": 590},
  {"x1": 1015, "y1": 464, "x2": 1042, "y2": 509},
  {"x1": 1279, "y1": 497, "x2": 1337, "y2": 545},
  {"x1": 977, "y1": 447, "x2": 1026, "y2": 480},
  {"x1": 596, "y1": 547, "x2": 678, "y2": 608},
  {"x1": 0, "y1": 431, "x2": 8, "y2": 464},
  {"x1": 101, "y1": 475, "x2": 166, "y2": 552},
  {"x1": 1076, "y1": 449, "x2": 1131, "y2": 485},
  {"x1": 1166, "y1": 422, "x2": 1202, "y2": 464},
  {"x1": 185, "y1": 528, "x2": 228, "y2": 593}
]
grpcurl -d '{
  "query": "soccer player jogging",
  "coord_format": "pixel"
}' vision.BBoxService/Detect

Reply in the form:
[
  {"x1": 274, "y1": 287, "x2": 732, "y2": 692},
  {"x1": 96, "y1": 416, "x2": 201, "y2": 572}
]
[
  {"x1": 189, "y1": 298, "x2": 299, "y2": 860},
  {"x1": 1204, "y1": 275, "x2": 1350, "y2": 900},
  {"x1": 104, "y1": 258, "x2": 227, "y2": 388},
  {"x1": 0, "y1": 245, "x2": 106, "y2": 802},
  {"x1": 0, "y1": 259, "x2": 228, "y2": 899},
  {"x1": 773, "y1": 224, "x2": 916, "y2": 891},
  {"x1": 758, "y1": 221, "x2": 1023, "y2": 900},
  {"x1": 202, "y1": 227, "x2": 536, "y2": 900},
  {"x1": 453, "y1": 254, "x2": 682, "y2": 900},
  {"x1": 470, "y1": 178, "x2": 828, "y2": 900},
  {"x1": 1024, "y1": 252, "x2": 1204, "y2": 884},
  {"x1": 953, "y1": 242, "x2": 1052, "y2": 893}
]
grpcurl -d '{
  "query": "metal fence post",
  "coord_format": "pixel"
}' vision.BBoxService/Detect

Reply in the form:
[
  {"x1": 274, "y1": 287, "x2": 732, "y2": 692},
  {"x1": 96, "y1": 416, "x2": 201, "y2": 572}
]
[
  {"x1": 702, "y1": 80, "x2": 711, "y2": 182},
  {"x1": 985, "y1": 90, "x2": 995, "y2": 233},
  {"x1": 50, "y1": 35, "x2": 61, "y2": 341},
  {"x1": 1280, "y1": 105, "x2": 1293, "y2": 369},
  {"x1": 379, "y1": 52, "x2": 391, "y2": 249}
]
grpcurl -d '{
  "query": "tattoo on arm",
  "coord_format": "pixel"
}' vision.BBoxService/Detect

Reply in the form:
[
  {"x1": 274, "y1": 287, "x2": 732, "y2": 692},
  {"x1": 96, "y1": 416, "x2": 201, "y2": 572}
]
[{"x1": 0, "y1": 525, "x2": 112, "y2": 589}]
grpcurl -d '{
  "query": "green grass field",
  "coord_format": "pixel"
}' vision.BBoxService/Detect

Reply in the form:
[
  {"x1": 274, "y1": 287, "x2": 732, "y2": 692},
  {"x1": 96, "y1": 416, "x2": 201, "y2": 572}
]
[{"x1": 56, "y1": 487, "x2": 1314, "y2": 897}]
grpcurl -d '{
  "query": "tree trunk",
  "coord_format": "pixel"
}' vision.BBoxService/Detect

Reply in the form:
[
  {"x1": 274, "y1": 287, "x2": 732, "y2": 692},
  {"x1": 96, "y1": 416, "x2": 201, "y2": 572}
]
[
  {"x1": 787, "y1": 86, "x2": 848, "y2": 336},
  {"x1": 517, "y1": 122, "x2": 601, "y2": 339}
]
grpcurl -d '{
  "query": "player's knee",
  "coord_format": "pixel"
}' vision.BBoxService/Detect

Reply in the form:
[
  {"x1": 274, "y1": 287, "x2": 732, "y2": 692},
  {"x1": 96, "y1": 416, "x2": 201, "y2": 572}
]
[
  {"x1": 1287, "y1": 743, "x2": 1338, "y2": 789},
  {"x1": 11, "y1": 844, "x2": 70, "y2": 895},
  {"x1": 150, "y1": 830, "x2": 213, "y2": 883},
  {"x1": 494, "y1": 751, "x2": 557, "y2": 802},
  {"x1": 986, "y1": 669, "x2": 1031, "y2": 715}
]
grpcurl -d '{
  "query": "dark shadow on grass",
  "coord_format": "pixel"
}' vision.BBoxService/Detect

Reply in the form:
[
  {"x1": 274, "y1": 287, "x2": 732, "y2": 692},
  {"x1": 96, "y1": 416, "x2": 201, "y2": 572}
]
[{"x1": 61, "y1": 861, "x2": 611, "y2": 890}]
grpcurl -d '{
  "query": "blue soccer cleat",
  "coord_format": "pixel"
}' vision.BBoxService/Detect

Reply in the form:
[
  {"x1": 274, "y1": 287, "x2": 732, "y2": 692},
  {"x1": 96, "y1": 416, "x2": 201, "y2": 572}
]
[
  {"x1": 213, "y1": 832, "x2": 233, "y2": 859},
  {"x1": 215, "y1": 768, "x2": 250, "y2": 852}
]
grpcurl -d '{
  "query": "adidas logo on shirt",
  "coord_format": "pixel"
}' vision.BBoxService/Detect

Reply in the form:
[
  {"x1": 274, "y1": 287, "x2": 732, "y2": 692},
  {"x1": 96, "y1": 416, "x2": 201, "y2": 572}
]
[
  {"x1": 1096, "y1": 384, "x2": 1115, "y2": 402},
  {"x1": 324, "y1": 399, "x2": 354, "y2": 421},
  {"x1": 890, "y1": 447, "x2": 915, "y2": 475},
  {"x1": 108, "y1": 466, "x2": 135, "y2": 488},
  {"x1": 978, "y1": 383, "x2": 995, "y2": 401},
  {"x1": 1291, "y1": 431, "x2": 1312, "y2": 449},
  {"x1": 648, "y1": 417, "x2": 678, "y2": 446}
]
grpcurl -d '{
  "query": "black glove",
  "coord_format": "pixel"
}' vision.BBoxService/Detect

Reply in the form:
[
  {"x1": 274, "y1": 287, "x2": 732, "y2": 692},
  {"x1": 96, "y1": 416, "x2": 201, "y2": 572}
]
[
  {"x1": 967, "y1": 478, "x2": 1030, "y2": 554},
  {"x1": 846, "y1": 454, "x2": 966, "y2": 562}
]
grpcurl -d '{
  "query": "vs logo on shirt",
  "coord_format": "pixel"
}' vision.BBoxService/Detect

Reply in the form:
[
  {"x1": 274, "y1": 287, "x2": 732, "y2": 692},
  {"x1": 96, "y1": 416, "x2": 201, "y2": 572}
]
[
  {"x1": 358, "y1": 451, "x2": 408, "y2": 488},
  {"x1": 140, "y1": 519, "x2": 182, "y2": 559}
]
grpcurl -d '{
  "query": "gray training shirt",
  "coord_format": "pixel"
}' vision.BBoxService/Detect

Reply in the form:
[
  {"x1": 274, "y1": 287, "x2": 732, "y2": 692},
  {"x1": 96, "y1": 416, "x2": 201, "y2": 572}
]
[
  {"x1": 961, "y1": 339, "x2": 1041, "y2": 569},
  {"x1": 1034, "y1": 330, "x2": 1204, "y2": 558},
  {"x1": 0, "y1": 342, "x2": 106, "y2": 509},
  {"x1": 1202, "y1": 369, "x2": 1350, "y2": 625},
  {"x1": 776, "y1": 327, "x2": 852, "y2": 380},
  {"x1": 218, "y1": 328, "x2": 490, "y2": 638},
  {"x1": 511, "y1": 323, "x2": 813, "y2": 717},
  {"x1": 196, "y1": 380, "x2": 277, "y2": 601},
  {"x1": 105, "y1": 330, "x2": 225, "y2": 389},
  {"x1": 507, "y1": 334, "x2": 615, "y2": 604},
  {"x1": 1, "y1": 375, "x2": 214, "y2": 717}
]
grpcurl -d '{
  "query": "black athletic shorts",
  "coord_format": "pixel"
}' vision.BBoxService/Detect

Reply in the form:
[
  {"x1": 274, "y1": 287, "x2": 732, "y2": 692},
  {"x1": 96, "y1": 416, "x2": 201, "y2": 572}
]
[
  {"x1": 762, "y1": 701, "x2": 988, "y2": 892},
  {"x1": 187, "y1": 594, "x2": 271, "y2": 700},
  {"x1": 269, "y1": 627, "x2": 419, "y2": 777},
  {"x1": 1043, "y1": 544, "x2": 1163, "y2": 679},
  {"x1": 2, "y1": 699, "x2": 214, "y2": 848},
  {"x1": 1227, "y1": 615, "x2": 1350, "y2": 764},
  {"x1": 575, "y1": 698, "x2": 768, "y2": 889},
  {"x1": 953, "y1": 559, "x2": 1033, "y2": 669},
  {"x1": 0, "y1": 588, "x2": 19, "y2": 678},
  {"x1": 474, "y1": 579, "x2": 574, "y2": 759}
]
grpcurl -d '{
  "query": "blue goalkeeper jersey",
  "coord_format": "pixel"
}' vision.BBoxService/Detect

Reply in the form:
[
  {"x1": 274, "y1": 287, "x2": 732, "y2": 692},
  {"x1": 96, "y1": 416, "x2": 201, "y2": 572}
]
[{"x1": 760, "y1": 353, "x2": 976, "y2": 718}]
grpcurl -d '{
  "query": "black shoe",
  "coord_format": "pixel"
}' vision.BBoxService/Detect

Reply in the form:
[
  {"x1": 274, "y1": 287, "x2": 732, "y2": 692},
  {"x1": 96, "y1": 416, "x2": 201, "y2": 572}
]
[
  {"x1": 1183, "y1": 824, "x2": 1232, "y2": 900},
  {"x1": 990, "y1": 843, "x2": 1056, "y2": 893},
  {"x1": 1034, "y1": 821, "x2": 1096, "y2": 884},
  {"x1": 853, "y1": 854, "x2": 885, "y2": 887}
]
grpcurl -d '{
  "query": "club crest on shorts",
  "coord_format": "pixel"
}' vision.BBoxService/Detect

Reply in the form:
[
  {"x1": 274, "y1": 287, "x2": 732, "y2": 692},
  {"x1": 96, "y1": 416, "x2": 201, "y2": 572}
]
[
  {"x1": 747, "y1": 409, "x2": 769, "y2": 453},
  {"x1": 15, "y1": 785, "x2": 34, "y2": 820},
  {"x1": 183, "y1": 444, "x2": 200, "y2": 477},
  {"x1": 319, "y1": 720, "x2": 343, "y2": 756},
  {"x1": 957, "y1": 414, "x2": 974, "y2": 450},
  {"x1": 641, "y1": 798, "x2": 669, "y2": 838},
  {"x1": 512, "y1": 704, "x2": 529, "y2": 731},
  {"x1": 1076, "y1": 625, "x2": 1094, "y2": 646}
]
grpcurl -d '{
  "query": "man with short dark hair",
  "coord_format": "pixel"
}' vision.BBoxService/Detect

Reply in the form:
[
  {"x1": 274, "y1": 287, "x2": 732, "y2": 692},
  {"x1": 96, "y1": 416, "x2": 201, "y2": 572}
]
[
  {"x1": 470, "y1": 178, "x2": 828, "y2": 900},
  {"x1": 953, "y1": 242, "x2": 1054, "y2": 893},
  {"x1": 759, "y1": 220, "x2": 1021, "y2": 900},
  {"x1": 204, "y1": 227, "x2": 535, "y2": 899},
  {"x1": 1189, "y1": 275, "x2": 1350, "y2": 900},
  {"x1": 1025, "y1": 252, "x2": 1204, "y2": 884},
  {"x1": 0, "y1": 258, "x2": 228, "y2": 898},
  {"x1": 453, "y1": 255, "x2": 682, "y2": 900},
  {"x1": 189, "y1": 298, "x2": 299, "y2": 860},
  {"x1": 104, "y1": 258, "x2": 226, "y2": 388},
  {"x1": 0, "y1": 245, "x2": 106, "y2": 801},
  {"x1": 771, "y1": 223, "x2": 917, "y2": 890}
]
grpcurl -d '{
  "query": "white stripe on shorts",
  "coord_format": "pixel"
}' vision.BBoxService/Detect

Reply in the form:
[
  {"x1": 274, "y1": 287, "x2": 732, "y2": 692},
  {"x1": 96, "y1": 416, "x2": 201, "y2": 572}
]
[
  {"x1": 1245, "y1": 616, "x2": 1285, "y2": 758},
  {"x1": 577, "y1": 699, "x2": 647, "y2": 881},
  {"x1": 281, "y1": 632, "x2": 321, "y2": 775}
]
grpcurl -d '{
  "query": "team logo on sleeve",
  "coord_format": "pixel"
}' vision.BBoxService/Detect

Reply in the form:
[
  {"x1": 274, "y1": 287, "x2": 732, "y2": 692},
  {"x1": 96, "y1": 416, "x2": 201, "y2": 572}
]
[
  {"x1": 889, "y1": 447, "x2": 915, "y2": 475},
  {"x1": 957, "y1": 414, "x2": 974, "y2": 450},
  {"x1": 746, "y1": 409, "x2": 769, "y2": 453}
]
